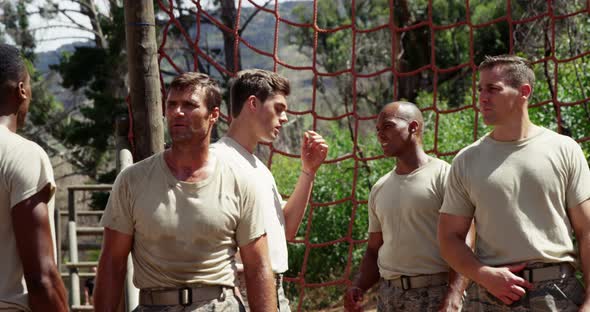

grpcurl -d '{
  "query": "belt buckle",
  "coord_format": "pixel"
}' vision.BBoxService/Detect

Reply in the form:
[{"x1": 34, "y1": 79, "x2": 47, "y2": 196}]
[
  {"x1": 401, "y1": 276, "x2": 411, "y2": 290},
  {"x1": 179, "y1": 287, "x2": 192, "y2": 306},
  {"x1": 520, "y1": 268, "x2": 533, "y2": 283}
]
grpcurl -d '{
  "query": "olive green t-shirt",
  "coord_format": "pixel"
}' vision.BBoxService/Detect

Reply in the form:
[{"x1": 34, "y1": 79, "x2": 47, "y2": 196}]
[
  {"x1": 369, "y1": 157, "x2": 451, "y2": 280},
  {"x1": 441, "y1": 128, "x2": 590, "y2": 266},
  {"x1": 100, "y1": 152, "x2": 266, "y2": 288}
]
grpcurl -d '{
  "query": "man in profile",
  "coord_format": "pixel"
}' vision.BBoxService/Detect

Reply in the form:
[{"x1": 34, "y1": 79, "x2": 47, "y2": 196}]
[
  {"x1": 439, "y1": 55, "x2": 590, "y2": 310},
  {"x1": 0, "y1": 43, "x2": 68, "y2": 311},
  {"x1": 344, "y1": 102, "x2": 467, "y2": 311}
]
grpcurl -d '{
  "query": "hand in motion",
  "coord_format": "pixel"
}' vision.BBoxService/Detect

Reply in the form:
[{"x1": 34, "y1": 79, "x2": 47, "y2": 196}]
[
  {"x1": 301, "y1": 130, "x2": 328, "y2": 174},
  {"x1": 478, "y1": 262, "x2": 533, "y2": 305},
  {"x1": 344, "y1": 286, "x2": 364, "y2": 312}
]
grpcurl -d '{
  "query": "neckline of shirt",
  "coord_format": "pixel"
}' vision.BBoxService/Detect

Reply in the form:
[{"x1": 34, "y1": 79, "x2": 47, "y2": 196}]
[
  {"x1": 392, "y1": 156, "x2": 438, "y2": 178},
  {"x1": 483, "y1": 126, "x2": 547, "y2": 147},
  {"x1": 158, "y1": 151, "x2": 220, "y2": 190}
]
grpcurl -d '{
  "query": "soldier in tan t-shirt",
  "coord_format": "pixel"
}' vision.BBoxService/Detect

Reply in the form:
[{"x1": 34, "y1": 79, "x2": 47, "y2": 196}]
[
  {"x1": 438, "y1": 55, "x2": 590, "y2": 311},
  {"x1": 94, "y1": 73, "x2": 277, "y2": 311},
  {"x1": 0, "y1": 44, "x2": 67, "y2": 312},
  {"x1": 344, "y1": 102, "x2": 469, "y2": 312}
]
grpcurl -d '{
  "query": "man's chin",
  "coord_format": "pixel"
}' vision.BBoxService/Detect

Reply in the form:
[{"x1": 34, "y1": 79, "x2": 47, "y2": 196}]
[{"x1": 259, "y1": 134, "x2": 278, "y2": 143}]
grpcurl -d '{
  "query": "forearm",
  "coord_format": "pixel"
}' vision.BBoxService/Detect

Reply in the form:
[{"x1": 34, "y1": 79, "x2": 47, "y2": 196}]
[
  {"x1": 438, "y1": 269, "x2": 469, "y2": 311},
  {"x1": 354, "y1": 249, "x2": 381, "y2": 291},
  {"x1": 244, "y1": 261, "x2": 277, "y2": 312},
  {"x1": 283, "y1": 171, "x2": 315, "y2": 240},
  {"x1": 447, "y1": 269, "x2": 470, "y2": 295},
  {"x1": 577, "y1": 232, "x2": 590, "y2": 298},
  {"x1": 26, "y1": 267, "x2": 68, "y2": 312},
  {"x1": 440, "y1": 234, "x2": 485, "y2": 284},
  {"x1": 93, "y1": 258, "x2": 127, "y2": 311}
]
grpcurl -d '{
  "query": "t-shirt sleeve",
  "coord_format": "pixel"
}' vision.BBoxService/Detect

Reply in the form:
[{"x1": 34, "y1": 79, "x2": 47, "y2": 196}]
[
  {"x1": 8, "y1": 143, "x2": 55, "y2": 209},
  {"x1": 368, "y1": 183, "x2": 382, "y2": 233},
  {"x1": 236, "y1": 178, "x2": 266, "y2": 247},
  {"x1": 440, "y1": 157, "x2": 475, "y2": 216},
  {"x1": 100, "y1": 170, "x2": 135, "y2": 235},
  {"x1": 566, "y1": 141, "x2": 590, "y2": 209},
  {"x1": 436, "y1": 162, "x2": 451, "y2": 203}
]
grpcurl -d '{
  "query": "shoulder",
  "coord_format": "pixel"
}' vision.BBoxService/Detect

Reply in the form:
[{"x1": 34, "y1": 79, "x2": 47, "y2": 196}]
[
  {"x1": 430, "y1": 157, "x2": 451, "y2": 169},
  {"x1": 371, "y1": 170, "x2": 395, "y2": 194},
  {"x1": 539, "y1": 128, "x2": 580, "y2": 148},
  {"x1": 1, "y1": 131, "x2": 51, "y2": 168},
  {"x1": 449, "y1": 136, "x2": 488, "y2": 168},
  {"x1": 429, "y1": 157, "x2": 451, "y2": 177},
  {"x1": 116, "y1": 152, "x2": 162, "y2": 182}
]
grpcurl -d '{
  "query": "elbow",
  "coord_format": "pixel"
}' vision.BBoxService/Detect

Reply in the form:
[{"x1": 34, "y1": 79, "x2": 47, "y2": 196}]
[
  {"x1": 285, "y1": 230, "x2": 296, "y2": 242},
  {"x1": 24, "y1": 270, "x2": 60, "y2": 294}
]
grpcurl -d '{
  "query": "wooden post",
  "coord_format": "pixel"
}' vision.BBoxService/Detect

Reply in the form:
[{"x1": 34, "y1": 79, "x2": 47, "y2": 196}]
[{"x1": 124, "y1": 0, "x2": 164, "y2": 162}]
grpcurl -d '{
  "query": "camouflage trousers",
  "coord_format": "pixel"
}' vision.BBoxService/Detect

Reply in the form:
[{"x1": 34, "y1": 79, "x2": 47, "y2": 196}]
[
  {"x1": 464, "y1": 276, "x2": 585, "y2": 311},
  {"x1": 132, "y1": 288, "x2": 245, "y2": 312},
  {"x1": 237, "y1": 271, "x2": 291, "y2": 311},
  {"x1": 377, "y1": 279, "x2": 452, "y2": 312}
]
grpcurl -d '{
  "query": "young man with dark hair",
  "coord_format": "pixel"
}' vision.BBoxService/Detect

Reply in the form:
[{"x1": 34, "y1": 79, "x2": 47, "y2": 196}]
[
  {"x1": 212, "y1": 69, "x2": 328, "y2": 311},
  {"x1": 344, "y1": 102, "x2": 467, "y2": 312},
  {"x1": 438, "y1": 55, "x2": 590, "y2": 311},
  {"x1": 94, "y1": 72, "x2": 276, "y2": 311},
  {"x1": 0, "y1": 43, "x2": 68, "y2": 312}
]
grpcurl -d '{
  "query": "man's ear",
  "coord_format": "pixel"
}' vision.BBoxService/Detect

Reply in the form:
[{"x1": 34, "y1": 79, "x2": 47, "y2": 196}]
[
  {"x1": 17, "y1": 81, "x2": 28, "y2": 101},
  {"x1": 209, "y1": 106, "x2": 220, "y2": 124},
  {"x1": 247, "y1": 95, "x2": 258, "y2": 112},
  {"x1": 520, "y1": 84, "x2": 532, "y2": 100},
  {"x1": 409, "y1": 120, "x2": 419, "y2": 134}
]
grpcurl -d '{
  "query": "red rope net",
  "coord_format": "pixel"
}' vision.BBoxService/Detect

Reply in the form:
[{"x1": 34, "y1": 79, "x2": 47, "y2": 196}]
[{"x1": 154, "y1": 0, "x2": 590, "y2": 309}]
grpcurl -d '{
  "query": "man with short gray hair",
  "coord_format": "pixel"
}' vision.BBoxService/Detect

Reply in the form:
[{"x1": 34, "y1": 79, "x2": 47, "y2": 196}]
[{"x1": 94, "y1": 72, "x2": 277, "y2": 311}]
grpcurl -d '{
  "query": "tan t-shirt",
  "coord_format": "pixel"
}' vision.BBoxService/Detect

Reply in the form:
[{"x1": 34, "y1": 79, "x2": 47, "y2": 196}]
[
  {"x1": 0, "y1": 125, "x2": 56, "y2": 311},
  {"x1": 100, "y1": 152, "x2": 266, "y2": 288},
  {"x1": 441, "y1": 128, "x2": 590, "y2": 266},
  {"x1": 369, "y1": 157, "x2": 450, "y2": 280},
  {"x1": 211, "y1": 137, "x2": 289, "y2": 273}
]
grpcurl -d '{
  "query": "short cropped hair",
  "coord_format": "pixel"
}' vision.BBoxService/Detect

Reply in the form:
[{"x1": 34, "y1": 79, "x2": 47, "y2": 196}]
[
  {"x1": 229, "y1": 69, "x2": 290, "y2": 118},
  {"x1": 0, "y1": 44, "x2": 27, "y2": 88},
  {"x1": 479, "y1": 54, "x2": 535, "y2": 92},
  {"x1": 168, "y1": 72, "x2": 221, "y2": 111}
]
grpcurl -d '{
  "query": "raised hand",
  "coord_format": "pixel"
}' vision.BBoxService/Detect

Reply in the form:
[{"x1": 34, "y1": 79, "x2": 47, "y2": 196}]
[{"x1": 301, "y1": 130, "x2": 328, "y2": 174}]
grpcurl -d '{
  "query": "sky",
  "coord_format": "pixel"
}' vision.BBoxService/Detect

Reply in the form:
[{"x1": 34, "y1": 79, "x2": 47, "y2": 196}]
[
  {"x1": 30, "y1": 0, "x2": 108, "y2": 52},
  {"x1": 30, "y1": 0, "x2": 306, "y2": 52}
]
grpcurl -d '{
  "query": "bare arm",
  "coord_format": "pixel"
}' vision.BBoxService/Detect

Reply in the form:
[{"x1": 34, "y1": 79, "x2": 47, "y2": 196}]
[
  {"x1": 283, "y1": 131, "x2": 328, "y2": 240},
  {"x1": 93, "y1": 227, "x2": 133, "y2": 312},
  {"x1": 344, "y1": 232, "x2": 383, "y2": 311},
  {"x1": 438, "y1": 213, "x2": 532, "y2": 305},
  {"x1": 11, "y1": 183, "x2": 68, "y2": 312},
  {"x1": 439, "y1": 222, "x2": 475, "y2": 311},
  {"x1": 568, "y1": 199, "x2": 590, "y2": 309},
  {"x1": 239, "y1": 234, "x2": 277, "y2": 312}
]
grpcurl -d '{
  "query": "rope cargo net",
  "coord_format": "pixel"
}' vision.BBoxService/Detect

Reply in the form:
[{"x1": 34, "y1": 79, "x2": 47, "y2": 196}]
[{"x1": 150, "y1": 0, "x2": 590, "y2": 309}]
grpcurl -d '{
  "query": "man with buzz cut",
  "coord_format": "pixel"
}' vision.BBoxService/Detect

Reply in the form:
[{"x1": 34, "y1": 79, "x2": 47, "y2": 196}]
[
  {"x1": 0, "y1": 43, "x2": 68, "y2": 312},
  {"x1": 94, "y1": 72, "x2": 277, "y2": 312},
  {"x1": 344, "y1": 101, "x2": 468, "y2": 312},
  {"x1": 438, "y1": 54, "x2": 590, "y2": 311},
  {"x1": 211, "y1": 68, "x2": 328, "y2": 311}
]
